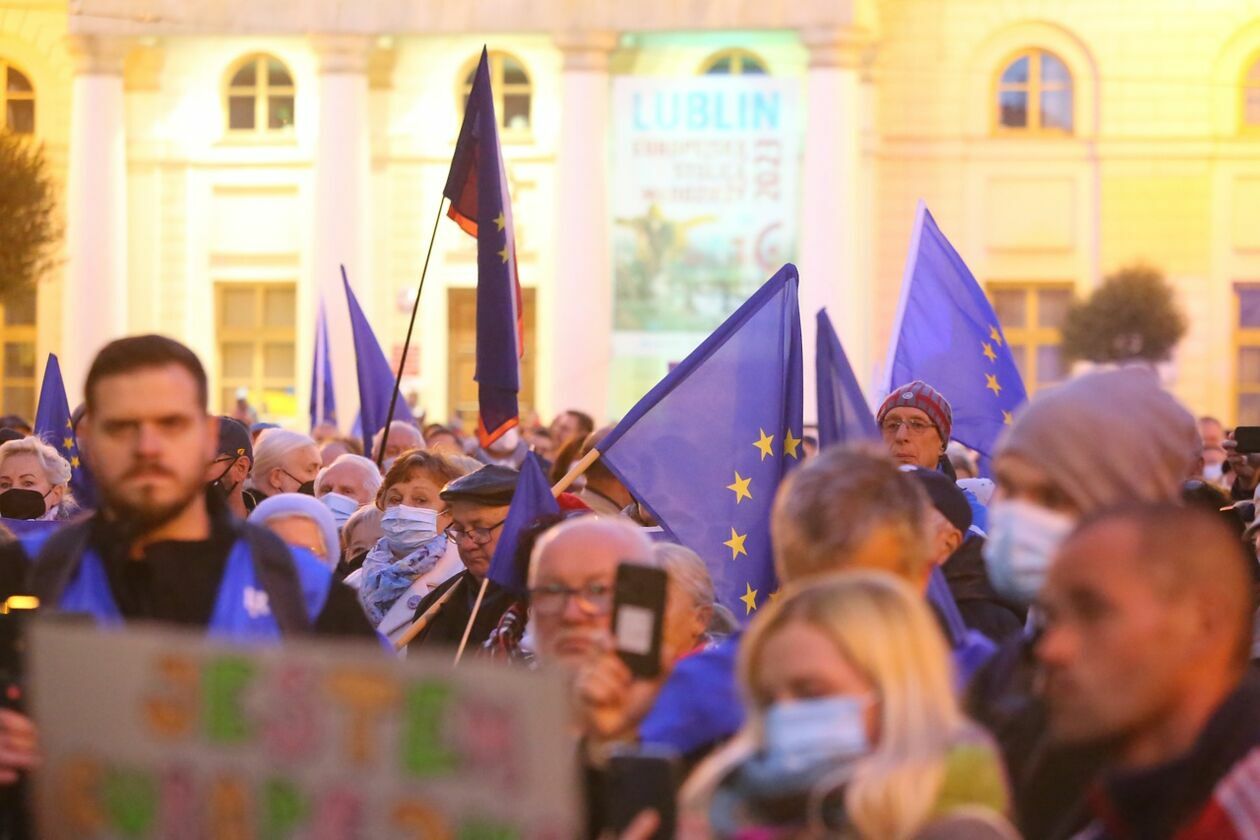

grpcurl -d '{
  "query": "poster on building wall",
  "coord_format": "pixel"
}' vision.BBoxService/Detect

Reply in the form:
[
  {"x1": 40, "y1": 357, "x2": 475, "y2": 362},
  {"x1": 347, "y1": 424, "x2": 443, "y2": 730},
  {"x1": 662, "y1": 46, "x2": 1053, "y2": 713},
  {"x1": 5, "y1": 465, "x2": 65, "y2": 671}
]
[
  {"x1": 610, "y1": 75, "x2": 801, "y2": 415},
  {"x1": 29, "y1": 620, "x2": 580, "y2": 839}
]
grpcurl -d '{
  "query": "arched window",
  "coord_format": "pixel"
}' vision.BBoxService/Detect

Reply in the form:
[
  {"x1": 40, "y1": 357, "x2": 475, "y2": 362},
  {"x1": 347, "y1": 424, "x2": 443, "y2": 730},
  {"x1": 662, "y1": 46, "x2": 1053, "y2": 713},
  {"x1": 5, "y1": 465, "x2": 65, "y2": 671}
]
[
  {"x1": 226, "y1": 54, "x2": 295, "y2": 133},
  {"x1": 1243, "y1": 57, "x2": 1260, "y2": 128},
  {"x1": 461, "y1": 51, "x2": 531, "y2": 133},
  {"x1": 700, "y1": 49, "x2": 769, "y2": 76},
  {"x1": 995, "y1": 49, "x2": 1073, "y2": 133},
  {"x1": 1, "y1": 61, "x2": 34, "y2": 135}
]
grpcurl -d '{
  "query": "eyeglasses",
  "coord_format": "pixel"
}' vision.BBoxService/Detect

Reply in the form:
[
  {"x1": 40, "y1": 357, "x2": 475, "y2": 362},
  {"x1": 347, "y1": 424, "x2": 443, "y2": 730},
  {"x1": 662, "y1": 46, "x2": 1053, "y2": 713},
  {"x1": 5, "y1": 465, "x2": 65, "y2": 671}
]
[
  {"x1": 879, "y1": 418, "x2": 936, "y2": 436},
  {"x1": 528, "y1": 582, "x2": 613, "y2": 616},
  {"x1": 445, "y1": 519, "x2": 506, "y2": 545}
]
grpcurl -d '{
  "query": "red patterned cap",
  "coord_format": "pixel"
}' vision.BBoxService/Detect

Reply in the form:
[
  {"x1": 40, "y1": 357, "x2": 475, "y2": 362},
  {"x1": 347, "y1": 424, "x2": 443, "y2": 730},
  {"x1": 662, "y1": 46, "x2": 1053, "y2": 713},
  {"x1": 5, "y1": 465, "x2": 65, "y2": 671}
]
[{"x1": 877, "y1": 381, "x2": 953, "y2": 442}]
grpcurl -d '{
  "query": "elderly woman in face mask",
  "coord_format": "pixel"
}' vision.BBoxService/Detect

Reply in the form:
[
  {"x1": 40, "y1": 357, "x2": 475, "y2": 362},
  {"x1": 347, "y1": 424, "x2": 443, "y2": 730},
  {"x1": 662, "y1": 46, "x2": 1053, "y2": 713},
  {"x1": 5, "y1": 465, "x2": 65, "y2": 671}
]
[
  {"x1": 247, "y1": 493, "x2": 342, "y2": 571},
  {"x1": 344, "y1": 450, "x2": 471, "y2": 640},
  {"x1": 0, "y1": 437, "x2": 77, "y2": 521}
]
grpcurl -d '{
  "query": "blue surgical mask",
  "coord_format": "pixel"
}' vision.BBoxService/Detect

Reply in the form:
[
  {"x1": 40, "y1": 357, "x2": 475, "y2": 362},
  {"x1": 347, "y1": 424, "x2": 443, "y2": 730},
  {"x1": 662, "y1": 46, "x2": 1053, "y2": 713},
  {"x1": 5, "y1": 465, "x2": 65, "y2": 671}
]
[
  {"x1": 762, "y1": 695, "x2": 871, "y2": 773},
  {"x1": 380, "y1": 504, "x2": 440, "y2": 555},
  {"x1": 982, "y1": 499, "x2": 1076, "y2": 605},
  {"x1": 319, "y1": 492, "x2": 360, "y2": 528}
]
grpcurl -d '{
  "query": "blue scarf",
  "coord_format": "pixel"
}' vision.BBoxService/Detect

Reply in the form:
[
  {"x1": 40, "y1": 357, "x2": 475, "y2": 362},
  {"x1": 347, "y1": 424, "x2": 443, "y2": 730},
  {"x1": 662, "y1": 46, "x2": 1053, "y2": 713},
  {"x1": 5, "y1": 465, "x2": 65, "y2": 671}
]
[{"x1": 359, "y1": 534, "x2": 447, "y2": 626}]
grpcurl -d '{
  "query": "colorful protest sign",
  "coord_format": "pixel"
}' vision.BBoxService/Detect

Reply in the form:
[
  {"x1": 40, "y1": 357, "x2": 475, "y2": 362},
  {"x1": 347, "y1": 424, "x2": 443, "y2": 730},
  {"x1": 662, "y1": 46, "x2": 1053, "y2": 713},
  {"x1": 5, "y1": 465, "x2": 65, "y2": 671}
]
[{"x1": 29, "y1": 620, "x2": 580, "y2": 839}]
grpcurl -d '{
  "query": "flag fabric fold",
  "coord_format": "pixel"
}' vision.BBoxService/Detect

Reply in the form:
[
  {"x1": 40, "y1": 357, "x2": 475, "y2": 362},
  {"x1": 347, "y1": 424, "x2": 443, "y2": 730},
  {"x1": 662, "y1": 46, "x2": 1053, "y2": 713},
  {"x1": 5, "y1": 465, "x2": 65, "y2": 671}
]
[
  {"x1": 309, "y1": 300, "x2": 337, "y2": 432},
  {"x1": 341, "y1": 267, "x2": 414, "y2": 461},
  {"x1": 442, "y1": 46, "x2": 523, "y2": 449},
  {"x1": 885, "y1": 201, "x2": 1028, "y2": 470},
  {"x1": 596, "y1": 265, "x2": 803, "y2": 623},
  {"x1": 33, "y1": 353, "x2": 94, "y2": 508},
  {"x1": 487, "y1": 452, "x2": 560, "y2": 596},
  {"x1": 815, "y1": 308, "x2": 879, "y2": 449}
]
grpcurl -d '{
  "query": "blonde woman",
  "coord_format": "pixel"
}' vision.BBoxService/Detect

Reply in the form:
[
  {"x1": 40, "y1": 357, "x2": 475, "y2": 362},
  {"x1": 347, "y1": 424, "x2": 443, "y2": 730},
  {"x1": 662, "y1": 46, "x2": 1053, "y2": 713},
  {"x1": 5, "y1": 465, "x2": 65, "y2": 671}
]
[
  {"x1": 682, "y1": 571, "x2": 1014, "y2": 840},
  {"x1": 0, "y1": 437, "x2": 76, "y2": 521}
]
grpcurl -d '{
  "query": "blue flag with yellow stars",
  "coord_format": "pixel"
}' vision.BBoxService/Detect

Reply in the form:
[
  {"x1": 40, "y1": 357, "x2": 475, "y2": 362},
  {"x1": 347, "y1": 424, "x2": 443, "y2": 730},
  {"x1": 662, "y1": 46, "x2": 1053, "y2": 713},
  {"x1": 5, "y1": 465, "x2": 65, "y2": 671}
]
[
  {"x1": 33, "y1": 353, "x2": 95, "y2": 508},
  {"x1": 488, "y1": 451, "x2": 560, "y2": 596},
  {"x1": 886, "y1": 201, "x2": 1027, "y2": 471},
  {"x1": 597, "y1": 265, "x2": 803, "y2": 623},
  {"x1": 816, "y1": 308, "x2": 879, "y2": 450}
]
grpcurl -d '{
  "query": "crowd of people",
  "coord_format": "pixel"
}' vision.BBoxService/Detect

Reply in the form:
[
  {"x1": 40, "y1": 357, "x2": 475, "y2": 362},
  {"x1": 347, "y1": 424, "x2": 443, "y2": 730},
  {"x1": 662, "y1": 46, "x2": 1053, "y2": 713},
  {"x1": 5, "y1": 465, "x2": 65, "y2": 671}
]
[{"x1": 0, "y1": 332, "x2": 1257, "y2": 839}]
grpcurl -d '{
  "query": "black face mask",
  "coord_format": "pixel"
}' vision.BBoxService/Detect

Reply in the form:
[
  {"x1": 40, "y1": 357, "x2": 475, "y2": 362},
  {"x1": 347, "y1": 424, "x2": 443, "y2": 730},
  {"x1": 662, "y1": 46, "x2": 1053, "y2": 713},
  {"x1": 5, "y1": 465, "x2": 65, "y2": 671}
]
[
  {"x1": 0, "y1": 487, "x2": 51, "y2": 521},
  {"x1": 207, "y1": 459, "x2": 239, "y2": 504},
  {"x1": 297, "y1": 480, "x2": 316, "y2": 497}
]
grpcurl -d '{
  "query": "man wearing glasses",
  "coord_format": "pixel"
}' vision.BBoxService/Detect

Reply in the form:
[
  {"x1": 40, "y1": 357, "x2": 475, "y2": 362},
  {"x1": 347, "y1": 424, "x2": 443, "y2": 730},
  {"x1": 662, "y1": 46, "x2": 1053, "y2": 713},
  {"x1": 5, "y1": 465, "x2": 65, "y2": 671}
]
[
  {"x1": 405, "y1": 464, "x2": 519, "y2": 647},
  {"x1": 877, "y1": 380, "x2": 955, "y2": 473}
]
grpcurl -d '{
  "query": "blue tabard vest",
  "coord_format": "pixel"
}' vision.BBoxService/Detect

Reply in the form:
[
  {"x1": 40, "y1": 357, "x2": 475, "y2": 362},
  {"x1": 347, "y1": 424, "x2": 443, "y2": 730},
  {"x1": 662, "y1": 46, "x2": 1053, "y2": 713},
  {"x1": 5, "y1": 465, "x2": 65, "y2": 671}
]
[{"x1": 43, "y1": 537, "x2": 332, "y2": 643}]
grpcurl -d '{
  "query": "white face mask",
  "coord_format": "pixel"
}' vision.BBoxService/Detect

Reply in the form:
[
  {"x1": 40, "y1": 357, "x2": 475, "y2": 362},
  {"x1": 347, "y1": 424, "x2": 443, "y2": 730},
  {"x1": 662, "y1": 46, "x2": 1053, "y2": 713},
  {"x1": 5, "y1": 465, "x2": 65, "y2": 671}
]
[
  {"x1": 983, "y1": 499, "x2": 1077, "y2": 605},
  {"x1": 319, "y1": 492, "x2": 360, "y2": 528},
  {"x1": 1203, "y1": 462, "x2": 1225, "y2": 483},
  {"x1": 380, "y1": 504, "x2": 440, "y2": 555},
  {"x1": 762, "y1": 695, "x2": 871, "y2": 773}
]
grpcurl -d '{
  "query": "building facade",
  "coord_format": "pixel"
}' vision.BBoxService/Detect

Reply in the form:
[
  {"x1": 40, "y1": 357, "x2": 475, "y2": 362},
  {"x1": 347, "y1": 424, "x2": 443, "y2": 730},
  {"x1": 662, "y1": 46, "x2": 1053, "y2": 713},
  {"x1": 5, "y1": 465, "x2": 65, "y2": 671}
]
[{"x1": 3, "y1": 0, "x2": 1260, "y2": 428}]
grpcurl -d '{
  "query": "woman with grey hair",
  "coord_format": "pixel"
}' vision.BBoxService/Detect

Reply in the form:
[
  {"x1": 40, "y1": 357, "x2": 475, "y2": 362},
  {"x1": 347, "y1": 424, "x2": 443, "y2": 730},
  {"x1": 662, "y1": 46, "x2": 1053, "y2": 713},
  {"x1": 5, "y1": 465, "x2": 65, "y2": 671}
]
[{"x1": 0, "y1": 436, "x2": 77, "y2": 520}]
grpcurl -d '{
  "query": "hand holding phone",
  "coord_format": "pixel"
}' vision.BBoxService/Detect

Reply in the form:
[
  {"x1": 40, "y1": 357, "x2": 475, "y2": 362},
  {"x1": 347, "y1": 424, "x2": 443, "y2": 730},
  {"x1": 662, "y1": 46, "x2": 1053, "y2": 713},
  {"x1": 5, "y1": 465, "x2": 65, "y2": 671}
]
[
  {"x1": 612, "y1": 564, "x2": 668, "y2": 680},
  {"x1": 604, "y1": 745, "x2": 681, "y2": 840}
]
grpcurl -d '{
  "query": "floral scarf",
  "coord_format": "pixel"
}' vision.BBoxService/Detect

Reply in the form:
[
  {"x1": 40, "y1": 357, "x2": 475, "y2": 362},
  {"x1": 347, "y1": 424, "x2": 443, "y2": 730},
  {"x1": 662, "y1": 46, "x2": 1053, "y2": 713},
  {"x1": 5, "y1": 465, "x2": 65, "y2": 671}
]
[{"x1": 358, "y1": 534, "x2": 447, "y2": 626}]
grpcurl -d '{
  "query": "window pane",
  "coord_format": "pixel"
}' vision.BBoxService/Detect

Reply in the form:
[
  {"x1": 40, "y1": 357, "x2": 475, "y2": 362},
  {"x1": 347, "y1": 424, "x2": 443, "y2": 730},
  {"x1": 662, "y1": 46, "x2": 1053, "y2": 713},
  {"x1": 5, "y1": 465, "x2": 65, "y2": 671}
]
[
  {"x1": 268, "y1": 96, "x2": 294, "y2": 129},
  {"x1": 1041, "y1": 89, "x2": 1073, "y2": 131},
  {"x1": 991, "y1": 289, "x2": 1027, "y2": 329},
  {"x1": 228, "y1": 96, "x2": 255, "y2": 130},
  {"x1": 1239, "y1": 287, "x2": 1260, "y2": 327},
  {"x1": 501, "y1": 57, "x2": 528, "y2": 85},
  {"x1": 260, "y1": 387, "x2": 297, "y2": 417},
  {"x1": 3, "y1": 342, "x2": 33, "y2": 378},
  {"x1": 739, "y1": 59, "x2": 768, "y2": 75},
  {"x1": 998, "y1": 90, "x2": 1028, "y2": 128},
  {"x1": 1241, "y1": 393, "x2": 1260, "y2": 426},
  {"x1": 222, "y1": 343, "x2": 253, "y2": 379},
  {"x1": 5, "y1": 100, "x2": 33, "y2": 134},
  {"x1": 2, "y1": 387, "x2": 32, "y2": 420},
  {"x1": 4, "y1": 291, "x2": 35, "y2": 327},
  {"x1": 266, "y1": 58, "x2": 292, "y2": 87},
  {"x1": 6, "y1": 67, "x2": 32, "y2": 93},
  {"x1": 1036, "y1": 345, "x2": 1064, "y2": 385},
  {"x1": 1040, "y1": 52, "x2": 1071, "y2": 85},
  {"x1": 503, "y1": 94, "x2": 530, "y2": 131},
  {"x1": 1241, "y1": 346, "x2": 1260, "y2": 385},
  {"x1": 1007, "y1": 344, "x2": 1030, "y2": 384},
  {"x1": 1037, "y1": 288, "x2": 1073, "y2": 328},
  {"x1": 263, "y1": 342, "x2": 294, "y2": 379},
  {"x1": 1001, "y1": 55, "x2": 1029, "y2": 85},
  {"x1": 231, "y1": 60, "x2": 257, "y2": 87},
  {"x1": 706, "y1": 56, "x2": 732, "y2": 75},
  {"x1": 221, "y1": 288, "x2": 255, "y2": 329},
  {"x1": 262, "y1": 287, "x2": 295, "y2": 328}
]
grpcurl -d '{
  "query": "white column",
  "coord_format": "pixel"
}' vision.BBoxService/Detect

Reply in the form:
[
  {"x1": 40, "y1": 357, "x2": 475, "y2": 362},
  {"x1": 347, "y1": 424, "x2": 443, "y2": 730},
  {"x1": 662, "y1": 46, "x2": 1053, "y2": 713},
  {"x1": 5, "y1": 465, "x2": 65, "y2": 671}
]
[
  {"x1": 551, "y1": 31, "x2": 617, "y2": 422},
  {"x1": 798, "y1": 27, "x2": 871, "y2": 424},
  {"x1": 63, "y1": 35, "x2": 128, "y2": 403},
  {"x1": 311, "y1": 35, "x2": 371, "y2": 427}
]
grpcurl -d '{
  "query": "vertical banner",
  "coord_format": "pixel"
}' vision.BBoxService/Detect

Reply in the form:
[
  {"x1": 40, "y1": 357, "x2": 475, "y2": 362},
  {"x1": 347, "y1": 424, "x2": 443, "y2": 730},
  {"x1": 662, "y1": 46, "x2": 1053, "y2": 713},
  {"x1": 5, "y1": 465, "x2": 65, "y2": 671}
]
[
  {"x1": 30, "y1": 621, "x2": 580, "y2": 839},
  {"x1": 610, "y1": 76, "x2": 801, "y2": 414}
]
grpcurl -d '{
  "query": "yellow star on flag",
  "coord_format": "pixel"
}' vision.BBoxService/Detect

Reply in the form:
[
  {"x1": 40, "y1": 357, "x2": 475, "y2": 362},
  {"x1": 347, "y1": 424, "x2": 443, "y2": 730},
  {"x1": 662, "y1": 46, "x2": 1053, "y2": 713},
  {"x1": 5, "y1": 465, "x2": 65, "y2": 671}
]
[
  {"x1": 740, "y1": 582, "x2": 758, "y2": 615},
  {"x1": 70, "y1": 456, "x2": 79, "y2": 468},
  {"x1": 783, "y1": 430, "x2": 802, "y2": 459},
  {"x1": 726, "y1": 472, "x2": 752, "y2": 504},
  {"x1": 985, "y1": 374, "x2": 1002, "y2": 396},
  {"x1": 989, "y1": 326, "x2": 1003, "y2": 347},
  {"x1": 498, "y1": 245, "x2": 510, "y2": 263},
  {"x1": 982, "y1": 342, "x2": 997, "y2": 363},
  {"x1": 753, "y1": 429, "x2": 775, "y2": 461},
  {"x1": 65, "y1": 420, "x2": 72, "y2": 429},
  {"x1": 1002, "y1": 410, "x2": 1013, "y2": 426},
  {"x1": 63, "y1": 438, "x2": 73, "y2": 450},
  {"x1": 494, "y1": 212, "x2": 506, "y2": 232},
  {"x1": 724, "y1": 528, "x2": 748, "y2": 559}
]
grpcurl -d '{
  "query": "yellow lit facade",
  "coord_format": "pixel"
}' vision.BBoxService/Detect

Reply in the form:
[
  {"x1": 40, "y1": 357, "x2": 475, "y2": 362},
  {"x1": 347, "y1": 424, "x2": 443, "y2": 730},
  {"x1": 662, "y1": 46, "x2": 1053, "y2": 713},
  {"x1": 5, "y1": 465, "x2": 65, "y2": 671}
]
[{"x1": 3, "y1": 0, "x2": 1260, "y2": 427}]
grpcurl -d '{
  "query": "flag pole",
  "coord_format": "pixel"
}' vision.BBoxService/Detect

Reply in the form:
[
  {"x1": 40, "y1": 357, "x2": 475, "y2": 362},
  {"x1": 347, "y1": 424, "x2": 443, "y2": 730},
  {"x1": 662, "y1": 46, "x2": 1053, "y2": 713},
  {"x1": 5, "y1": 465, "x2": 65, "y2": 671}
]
[
  {"x1": 453, "y1": 578, "x2": 490, "y2": 666},
  {"x1": 393, "y1": 577, "x2": 463, "y2": 651},
  {"x1": 376, "y1": 195, "x2": 447, "y2": 469},
  {"x1": 551, "y1": 448, "x2": 600, "y2": 497}
]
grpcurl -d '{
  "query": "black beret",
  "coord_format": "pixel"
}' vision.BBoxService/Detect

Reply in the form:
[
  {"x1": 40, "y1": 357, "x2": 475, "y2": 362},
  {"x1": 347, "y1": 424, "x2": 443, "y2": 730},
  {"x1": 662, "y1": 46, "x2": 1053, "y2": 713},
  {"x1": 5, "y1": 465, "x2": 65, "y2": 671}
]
[
  {"x1": 909, "y1": 467, "x2": 972, "y2": 534},
  {"x1": 440, "y1": 464, "x2": 519, "y2": 506}
]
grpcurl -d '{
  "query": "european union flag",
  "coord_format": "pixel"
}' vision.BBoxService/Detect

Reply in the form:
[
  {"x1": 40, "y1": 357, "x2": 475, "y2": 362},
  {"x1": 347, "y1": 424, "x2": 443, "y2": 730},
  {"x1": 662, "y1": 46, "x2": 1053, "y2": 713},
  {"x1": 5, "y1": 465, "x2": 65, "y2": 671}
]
[
  {"x1": 443, "y1": 47, "x2": 523, "y2": 449},
  {"x1": 309, "y1": 299, "x2": 337, "y2": 432},
  {"x1": 597, "y1": 265, "x2": 803, "y2": 622},
  {"x1": 885, "y1": 202, "x2": 1027, "y2": 469},
  {"x1": 488, "y1": 452, "x2": 559, "y2": 596},
  {"x1": 33, "y1": 353, "x2": 95, "y2": 508},
  {"x1": 816, "y1": 308, "x2": 879, "y2": 449},
  {"x1": 341, "y1": 266, "x2": 414, "y2": 461}
]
